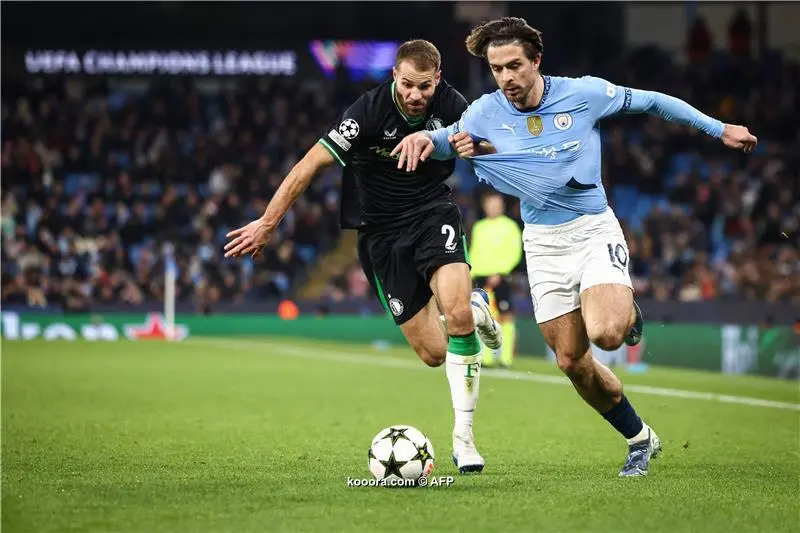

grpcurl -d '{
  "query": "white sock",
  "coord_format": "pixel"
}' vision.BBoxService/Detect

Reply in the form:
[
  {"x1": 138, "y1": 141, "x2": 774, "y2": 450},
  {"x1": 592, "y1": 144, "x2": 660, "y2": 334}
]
[
  {"x1": 446, "y1": 348, "x2": 481, "y2": 438},
  {"x1": 626, "y1": 422, "x2": 651, "y2": 445},
  {"x1": 454, "y1": 407, "x2": 473, "y2": 433}
]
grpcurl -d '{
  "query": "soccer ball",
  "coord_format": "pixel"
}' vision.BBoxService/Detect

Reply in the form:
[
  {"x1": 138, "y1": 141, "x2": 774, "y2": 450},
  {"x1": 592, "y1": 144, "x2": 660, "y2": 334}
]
[{"x1": 368, "y1": 425, "x2": 435, "y2": 484}]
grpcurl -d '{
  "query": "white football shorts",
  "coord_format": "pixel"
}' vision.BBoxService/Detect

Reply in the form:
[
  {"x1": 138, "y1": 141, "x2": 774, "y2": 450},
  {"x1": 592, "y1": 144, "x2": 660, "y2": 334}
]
[{"x1": 522, "y1": 207, "x2": 633, "y2": 324}]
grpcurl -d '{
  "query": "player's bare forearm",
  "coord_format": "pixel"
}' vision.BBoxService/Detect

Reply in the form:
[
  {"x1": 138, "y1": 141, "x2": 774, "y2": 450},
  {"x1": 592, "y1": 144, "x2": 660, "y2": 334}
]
[
  {"x1": 260, "y1": 143, "x2": 335, "y2": 229},
  {"x1": 259, "y1": 167, "x2": 309, "y2": 231},
  {"x1": 225, "y1": 143, "x2": 336, "y2": 258}
]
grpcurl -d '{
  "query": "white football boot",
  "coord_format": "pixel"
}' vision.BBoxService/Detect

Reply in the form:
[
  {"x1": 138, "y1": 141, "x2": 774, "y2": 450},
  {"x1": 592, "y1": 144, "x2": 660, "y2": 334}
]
[
  {"x1": 452, "y1": 428, "x2": 485, "y2": 473},
  {"x1": 471, "y1": 288, "x2": 502, "y2": 350}
]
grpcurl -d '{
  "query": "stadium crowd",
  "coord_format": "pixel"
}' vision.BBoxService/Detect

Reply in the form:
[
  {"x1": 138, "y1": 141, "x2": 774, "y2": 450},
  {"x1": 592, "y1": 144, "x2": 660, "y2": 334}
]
[
  {"x1": 1, "y1": 76, "x2": 355, "y2": 311},
  {"x1": 2, "y1": 44, "x2": 798, "y2": 313}
]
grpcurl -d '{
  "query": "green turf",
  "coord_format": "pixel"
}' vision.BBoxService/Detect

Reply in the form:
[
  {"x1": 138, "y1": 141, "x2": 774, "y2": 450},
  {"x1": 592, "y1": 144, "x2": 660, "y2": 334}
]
[{"x1": 2, "y1": 338, "x2": 799, "y2": 533}]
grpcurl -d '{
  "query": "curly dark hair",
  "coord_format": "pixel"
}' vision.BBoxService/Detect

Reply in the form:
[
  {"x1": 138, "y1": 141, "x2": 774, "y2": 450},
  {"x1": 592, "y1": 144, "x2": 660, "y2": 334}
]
[{"x1": 465, "y1": 17, "x2": 544, "y2": 61}]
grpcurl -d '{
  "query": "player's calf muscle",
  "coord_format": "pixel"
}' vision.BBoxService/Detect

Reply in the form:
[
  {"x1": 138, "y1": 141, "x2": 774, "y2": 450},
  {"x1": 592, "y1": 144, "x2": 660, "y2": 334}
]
[
  {"x1": 407, "y1": 338, "x2": 446, "y2": 367},
  {"x1": 590, "y1": 358, "x2": 623, "y2": 405},
  {"x1": 406, "y1": 332, "x2": 447, "y2": 366},
  {"x1": 400, "y1": 301, "x2": 447, "y2": 367},
  {"x1": 558, "y1": 352, "x2": 622, "y2": 412},
  {"x1": 541, "y1": 310, "x2": 621, "y2": 409},
  {"x1": 416, "y1": 348, "x2": 445, "y2": 367}
]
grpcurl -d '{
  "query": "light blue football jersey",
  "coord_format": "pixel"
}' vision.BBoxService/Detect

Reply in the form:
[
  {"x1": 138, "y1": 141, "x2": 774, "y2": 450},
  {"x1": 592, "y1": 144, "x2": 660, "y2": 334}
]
[{"x1": 429, "y1": 75, "x2": 725, "y2": 225}]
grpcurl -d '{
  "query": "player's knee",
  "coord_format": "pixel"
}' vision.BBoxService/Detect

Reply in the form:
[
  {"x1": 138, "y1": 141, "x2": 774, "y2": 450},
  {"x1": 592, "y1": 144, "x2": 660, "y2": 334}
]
[
  {"x1": 556, "y1": 351, "x2": 589, "y2": 381},
  {"x1": 556, "y1": 353, "x2": 578, "y2": 376},
  {"x1": 587, "y1": 321, "x2": 626, "y2": 351},
  {"x1": 443, "y1": 303, "x2": 474, "y2": 336}
]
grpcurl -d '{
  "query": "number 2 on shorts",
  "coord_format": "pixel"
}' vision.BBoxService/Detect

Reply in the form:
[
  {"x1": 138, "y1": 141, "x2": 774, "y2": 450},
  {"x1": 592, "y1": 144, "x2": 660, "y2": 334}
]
[{"x1": 442, "y1": 224, "x2": 457, "y2": 251}]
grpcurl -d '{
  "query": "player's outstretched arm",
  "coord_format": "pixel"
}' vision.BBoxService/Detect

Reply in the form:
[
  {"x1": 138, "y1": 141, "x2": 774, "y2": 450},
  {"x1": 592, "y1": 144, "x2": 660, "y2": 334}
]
[
  {"x1": 391, "y1": 131, "x2": 439, "y2": 172},
  {"x1": 586, "y1": 77, "x2": 758, "y2": 153},
  {"x1": 391, "y1": 128, "x2": 495, "y2": 172},
  {"x1": 628, "y1": 89, "x2": 758, "y2": 153},
  {"x1": 390, "y1": 121, "x2": 461, "y2": 172},
  {"x1": 224, "y1": 143, "x2": 335, "y2": 258},
  {"x1": 391, "y1": 98, "x2": 497, "y2": 171}
]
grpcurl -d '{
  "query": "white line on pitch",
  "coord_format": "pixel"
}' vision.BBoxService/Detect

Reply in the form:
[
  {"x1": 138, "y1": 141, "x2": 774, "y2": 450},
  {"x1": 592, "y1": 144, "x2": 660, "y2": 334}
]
[{"x1": 189, "y1": 337, "x2": 800, "y2": 412}]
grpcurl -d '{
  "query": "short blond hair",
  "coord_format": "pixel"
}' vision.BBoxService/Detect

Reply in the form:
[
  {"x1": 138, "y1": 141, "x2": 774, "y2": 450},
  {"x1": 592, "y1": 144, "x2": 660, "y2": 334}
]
[{"x1": 395, "y1": 39, "x2": 441, "y2": 71}]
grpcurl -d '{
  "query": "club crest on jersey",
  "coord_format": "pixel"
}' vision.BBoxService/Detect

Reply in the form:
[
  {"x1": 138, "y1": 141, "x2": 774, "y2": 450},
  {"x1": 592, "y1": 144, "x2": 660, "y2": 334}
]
[
  {"x1": 425, "y1": 117, "x2": 444, "y2": 131},
  {"x1": 527, "y1": 115, "x2": 544, "y2": 137},
  {"x1": 389, "y1": 298, "x2": 404, "y2": 317},
  {"x1": 339, "y1": 118, "x2": 360, "y2": 140},
  {"x1": 554, "y1": 113, "x2": 573, "y2": 131}
]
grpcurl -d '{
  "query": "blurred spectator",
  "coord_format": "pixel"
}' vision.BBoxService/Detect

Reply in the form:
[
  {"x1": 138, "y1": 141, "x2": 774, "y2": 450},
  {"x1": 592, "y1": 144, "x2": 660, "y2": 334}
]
[
  {"x1": 729, "y1": 9, "x2": 753, "y2": 58},
  {"x1": 687, "y1": 16, "x2": 713, "y2": 65}
]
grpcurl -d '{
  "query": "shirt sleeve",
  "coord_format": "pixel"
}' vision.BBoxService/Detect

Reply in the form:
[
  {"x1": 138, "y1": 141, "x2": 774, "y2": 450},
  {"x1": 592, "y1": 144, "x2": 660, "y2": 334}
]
[
  {"x1": 428, "y1": 122, "x2": 459, "y2": 160},
  {"x1": 319, "y1": 97, "x2": 369, "y2": 167},
  {"x1": 582, "y1": 75, "x2": 725, "y2": 138},
  {"x1": 581, "y1": 76, "x2": 633, "y2": 122},
  {"x1": 428, "y1": 98, "x2": 488, "y2": 160},
  {"x1": 627, "y1": 88, "x2": 725, "y2": 138}
]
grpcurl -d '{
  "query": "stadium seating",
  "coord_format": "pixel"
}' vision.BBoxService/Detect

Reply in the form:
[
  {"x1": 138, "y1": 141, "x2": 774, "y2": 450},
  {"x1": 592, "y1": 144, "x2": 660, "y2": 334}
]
[{"x1": 2, "y1": 50, "x2": 798, "y2": 311}]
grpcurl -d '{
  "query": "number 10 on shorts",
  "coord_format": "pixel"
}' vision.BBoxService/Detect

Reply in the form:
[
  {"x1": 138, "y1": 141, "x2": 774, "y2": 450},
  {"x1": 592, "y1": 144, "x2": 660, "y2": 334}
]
[{"x1": 607, "y1": 242, "x2": 628, "y2": 269}]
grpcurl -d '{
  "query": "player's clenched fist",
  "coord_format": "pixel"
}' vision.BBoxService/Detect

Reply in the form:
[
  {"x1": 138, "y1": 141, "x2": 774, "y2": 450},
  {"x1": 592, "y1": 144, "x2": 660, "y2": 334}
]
[
  {"x1": 721, "y1": 124, "x2": 758, "y2": 153},
  {"x1": 449, "y1": 131, "x2": 477, "y2": 158},
  {"x1": 392, "y1": 132, "x2": 435, "y2": 172},
  {"x1": 224, "y1": 218, "x2": 274, "y2": 258}
]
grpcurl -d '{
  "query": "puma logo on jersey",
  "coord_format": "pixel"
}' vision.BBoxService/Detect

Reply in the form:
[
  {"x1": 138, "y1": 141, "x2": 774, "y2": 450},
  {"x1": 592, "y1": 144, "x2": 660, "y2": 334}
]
[{"x1": 498, "y1": 122, "x2": 517, "y2": 135}]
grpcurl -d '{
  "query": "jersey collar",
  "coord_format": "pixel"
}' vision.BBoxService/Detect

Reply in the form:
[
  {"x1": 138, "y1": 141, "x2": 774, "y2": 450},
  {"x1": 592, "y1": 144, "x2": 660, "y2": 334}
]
[
  {"x1": 390, "y1": 81, "x2": 426, "y2": 127},
  {"x1": 506, "y1": 75, "x2": 552, "y2": 115}
]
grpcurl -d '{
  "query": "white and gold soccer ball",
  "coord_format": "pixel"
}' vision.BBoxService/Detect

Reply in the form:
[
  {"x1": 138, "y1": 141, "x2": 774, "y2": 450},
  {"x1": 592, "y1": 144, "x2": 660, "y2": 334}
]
[{"x1": 368, "y1": 425, "x2": 435, "y2": 485}]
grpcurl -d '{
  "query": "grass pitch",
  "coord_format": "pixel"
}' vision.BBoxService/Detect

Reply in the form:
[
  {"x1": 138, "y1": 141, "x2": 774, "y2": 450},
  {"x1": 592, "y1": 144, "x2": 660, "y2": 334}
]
[{"x1": 2, "y1": 338, "x2": 799, "y2": 533}]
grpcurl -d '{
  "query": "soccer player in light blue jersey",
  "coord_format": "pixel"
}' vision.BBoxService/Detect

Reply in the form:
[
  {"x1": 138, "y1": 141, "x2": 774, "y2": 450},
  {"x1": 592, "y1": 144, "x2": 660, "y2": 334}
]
[{"x1": 391, "y1": 17, "x2": 758, "y2": 477}]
